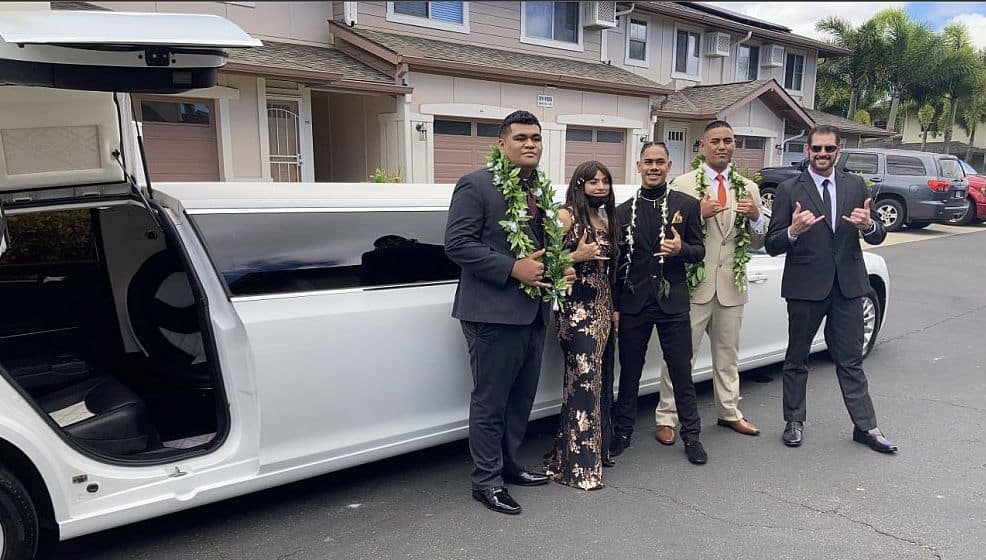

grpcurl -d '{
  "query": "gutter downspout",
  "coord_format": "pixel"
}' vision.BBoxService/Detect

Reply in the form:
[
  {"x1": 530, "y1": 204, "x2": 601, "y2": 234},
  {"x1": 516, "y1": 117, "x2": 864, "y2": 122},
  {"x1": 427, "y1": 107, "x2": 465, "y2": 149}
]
[
  {"x1": 603, "y1": 3, "x2": 636, "y2": 63},
  {"x1": 722, "y1": 30, "x2": 753, "y2": 84}
]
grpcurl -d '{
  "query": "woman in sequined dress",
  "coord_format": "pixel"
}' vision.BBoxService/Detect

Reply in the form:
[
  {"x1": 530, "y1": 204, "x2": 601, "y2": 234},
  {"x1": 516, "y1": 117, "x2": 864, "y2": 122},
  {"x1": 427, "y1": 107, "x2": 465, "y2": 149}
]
[{"x1": 543, "y1": 161, "x2": 619, "y2": 491}]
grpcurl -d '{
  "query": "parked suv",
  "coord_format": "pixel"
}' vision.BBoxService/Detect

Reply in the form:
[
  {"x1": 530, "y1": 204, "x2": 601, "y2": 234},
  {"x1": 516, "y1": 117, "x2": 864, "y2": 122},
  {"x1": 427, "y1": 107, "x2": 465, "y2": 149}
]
[{"x1": 759, "y1": 148, "x2": 970, "y2": 231}]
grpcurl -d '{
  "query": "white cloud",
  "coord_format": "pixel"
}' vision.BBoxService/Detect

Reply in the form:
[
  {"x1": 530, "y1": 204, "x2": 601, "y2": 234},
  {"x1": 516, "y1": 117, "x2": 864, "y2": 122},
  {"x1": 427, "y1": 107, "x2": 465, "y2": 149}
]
[
  {"x1": 703, "y1": 2, "x2": 908, "y2": 42},
  {"x1": 944, "y1": 13, "x2": 986, "y2": 50}
]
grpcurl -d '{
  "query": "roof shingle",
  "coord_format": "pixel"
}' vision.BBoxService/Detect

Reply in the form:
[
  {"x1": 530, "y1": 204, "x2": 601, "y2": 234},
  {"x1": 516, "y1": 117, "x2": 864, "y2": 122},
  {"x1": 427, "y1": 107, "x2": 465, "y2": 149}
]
[
  {"x1": 229, "y1": 41, "x2": 395, "y2": 85},
  {"x1": 343, "y1": 26, "x2": 669, "y2": 93},
  {"x1": 804, "y1": 108, "x2": 895, "y2": 137}
]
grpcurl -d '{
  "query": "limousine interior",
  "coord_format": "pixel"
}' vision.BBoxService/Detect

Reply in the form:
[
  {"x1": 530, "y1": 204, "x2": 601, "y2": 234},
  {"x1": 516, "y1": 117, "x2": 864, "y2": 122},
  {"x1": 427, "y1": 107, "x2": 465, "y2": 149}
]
[{"x1": 0, "y1": 199, "x2": 228, "y2": 462}]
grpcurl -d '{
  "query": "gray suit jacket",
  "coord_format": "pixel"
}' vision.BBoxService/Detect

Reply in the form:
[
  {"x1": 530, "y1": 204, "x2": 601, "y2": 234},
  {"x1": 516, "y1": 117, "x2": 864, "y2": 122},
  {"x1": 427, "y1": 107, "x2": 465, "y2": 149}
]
[
  {"x1": 765, "y1": 170, "x2": 886, "y2": 301},
  {"x1": 444, "y1": 167, "x2": 550, "y2": 325}
]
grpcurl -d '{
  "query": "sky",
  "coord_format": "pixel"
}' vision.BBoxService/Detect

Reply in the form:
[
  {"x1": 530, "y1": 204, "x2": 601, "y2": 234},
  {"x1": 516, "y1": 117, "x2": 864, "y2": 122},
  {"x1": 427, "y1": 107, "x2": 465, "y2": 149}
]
[{"x1": 704, "y1": 2, "x2": 986, "y2": 49}]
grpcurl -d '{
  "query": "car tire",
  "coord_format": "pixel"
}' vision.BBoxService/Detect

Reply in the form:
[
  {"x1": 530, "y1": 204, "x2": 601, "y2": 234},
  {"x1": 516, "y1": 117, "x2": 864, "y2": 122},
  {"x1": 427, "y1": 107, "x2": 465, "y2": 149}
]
[
  {"x1": 905, "y1": 221, "x2": 931, "y2": 230},
  {"x1": 947, "y1": 197, "x2": 977, "y2": 225},
  {"x1": 759, "y1": 186, "x2": 777, "y2": 211},
  {"x1": 0, "y1": 465, "x2": 39, "y2": 560},
  {"x1": 861, "y1": 289, "x2": 882, "y2": 360},
  {"x1": 874, "y1": 198, "x2": 905, "y2": 232}
]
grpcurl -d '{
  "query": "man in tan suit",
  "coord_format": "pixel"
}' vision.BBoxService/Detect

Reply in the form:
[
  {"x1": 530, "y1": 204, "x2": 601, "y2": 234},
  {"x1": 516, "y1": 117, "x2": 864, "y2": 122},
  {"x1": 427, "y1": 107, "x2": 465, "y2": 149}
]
[{"x1": 654, "y1": 120, "x2": 766, "y2": 444}]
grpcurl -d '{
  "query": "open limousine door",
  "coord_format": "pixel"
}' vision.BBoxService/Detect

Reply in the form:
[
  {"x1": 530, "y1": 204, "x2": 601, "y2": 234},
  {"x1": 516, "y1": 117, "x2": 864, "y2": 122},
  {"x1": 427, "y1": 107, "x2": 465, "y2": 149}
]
[{"x1": 0, "y1": 8, "x2": 260, "y2": 202}]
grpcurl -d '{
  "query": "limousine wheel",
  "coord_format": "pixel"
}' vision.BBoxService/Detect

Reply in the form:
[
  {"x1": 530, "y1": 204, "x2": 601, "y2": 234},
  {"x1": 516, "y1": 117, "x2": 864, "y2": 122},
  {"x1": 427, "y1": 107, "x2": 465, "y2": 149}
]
[
  {"x1": 861, "y1": 289, "x2": 882, "y2": 359},
  {"x1": 0, "y1": 466, "x2": 39, "y2": 560}
]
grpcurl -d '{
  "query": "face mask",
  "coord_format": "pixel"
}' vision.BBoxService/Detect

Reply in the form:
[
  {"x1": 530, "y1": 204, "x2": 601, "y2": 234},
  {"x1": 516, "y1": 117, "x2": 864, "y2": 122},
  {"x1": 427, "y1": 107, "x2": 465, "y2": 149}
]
[{"x1": 586, "y1": 195, "x2": 608, "y2": 209}]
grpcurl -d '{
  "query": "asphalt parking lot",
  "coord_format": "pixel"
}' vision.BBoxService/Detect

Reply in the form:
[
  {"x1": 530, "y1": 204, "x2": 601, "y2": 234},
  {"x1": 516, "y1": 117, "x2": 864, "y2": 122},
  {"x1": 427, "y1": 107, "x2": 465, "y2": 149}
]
[{"x1": 59, "y1": 225, "x2": 986, "y2": 560}]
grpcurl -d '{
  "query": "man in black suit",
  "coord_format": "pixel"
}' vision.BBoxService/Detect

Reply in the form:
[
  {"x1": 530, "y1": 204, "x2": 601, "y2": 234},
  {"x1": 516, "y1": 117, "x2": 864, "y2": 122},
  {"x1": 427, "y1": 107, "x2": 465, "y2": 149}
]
[
  {"x1": 765, "y1": 125, "x2": 897, "y2": 453},
  {"x1": 611, "y1": 141, "x2": 709, "y2": 465},
  {"x1": 445, "y1": 110, "x2": 575, "y2": 515}
]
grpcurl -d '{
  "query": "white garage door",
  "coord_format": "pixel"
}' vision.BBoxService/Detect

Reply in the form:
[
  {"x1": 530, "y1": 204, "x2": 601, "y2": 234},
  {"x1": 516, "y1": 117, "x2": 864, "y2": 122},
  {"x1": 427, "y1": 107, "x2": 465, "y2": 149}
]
[
  {"x1": 134, "y1": 96, "x2": 220, "y2": 182},
  {"x1": 733, "y1": 135, "x2": 767, "y2": 173},
  {"x1": 565, "y1": 128, "x2": 626, "y2": 184},
  {"x1": 433, "y1": 119, "x2": 500, "y2": 184}
]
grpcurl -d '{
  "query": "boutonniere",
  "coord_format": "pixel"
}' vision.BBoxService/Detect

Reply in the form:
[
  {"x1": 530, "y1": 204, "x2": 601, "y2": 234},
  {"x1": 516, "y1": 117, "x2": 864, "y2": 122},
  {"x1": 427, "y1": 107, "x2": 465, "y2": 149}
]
[{"x1": 671, "y1": 210, "x2": 684, "y2": 224}]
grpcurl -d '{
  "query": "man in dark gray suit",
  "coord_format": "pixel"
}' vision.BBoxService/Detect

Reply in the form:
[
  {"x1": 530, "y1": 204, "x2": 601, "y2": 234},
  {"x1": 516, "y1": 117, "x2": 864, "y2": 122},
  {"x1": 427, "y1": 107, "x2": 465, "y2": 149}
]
[
  {"x1": 765, "y1": 125, "x2": 897, "y2": 453},
  {"x1": 445, "y1": 110, "x2": 575, "y2": 515}
]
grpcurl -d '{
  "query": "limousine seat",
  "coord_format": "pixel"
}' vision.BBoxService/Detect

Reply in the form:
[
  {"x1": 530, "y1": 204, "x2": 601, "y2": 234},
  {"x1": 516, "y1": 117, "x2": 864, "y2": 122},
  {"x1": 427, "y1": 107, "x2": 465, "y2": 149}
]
[{"x1": 38, "y1": 375, "x2": 155, "y2": 455}]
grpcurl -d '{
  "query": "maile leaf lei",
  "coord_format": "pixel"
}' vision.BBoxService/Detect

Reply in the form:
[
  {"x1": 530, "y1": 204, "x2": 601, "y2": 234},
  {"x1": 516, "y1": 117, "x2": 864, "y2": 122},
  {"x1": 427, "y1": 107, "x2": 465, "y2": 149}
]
[
  {"x1": 681, "y1": 155, "x2": 753, "y2": 294},
  {"x1": 486, "y1": 147, "x2": 572, "y2": 308}
]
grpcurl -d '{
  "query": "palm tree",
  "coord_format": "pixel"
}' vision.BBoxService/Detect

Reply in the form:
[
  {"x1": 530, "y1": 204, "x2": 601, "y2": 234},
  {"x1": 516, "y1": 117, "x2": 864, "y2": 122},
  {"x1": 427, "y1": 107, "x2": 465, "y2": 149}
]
[
  {"x1": 873, "y1": 9, "x2": 935, "y2": 132},
  {"x1": 815, "y1": 16, "x2": 886, "y2": 120},
  {"x1": 956, "y1": 61, "x2": 986, "y2": 161},
  {"x1": 929, "y1": 23, "x2": 980, "y2": 154}
]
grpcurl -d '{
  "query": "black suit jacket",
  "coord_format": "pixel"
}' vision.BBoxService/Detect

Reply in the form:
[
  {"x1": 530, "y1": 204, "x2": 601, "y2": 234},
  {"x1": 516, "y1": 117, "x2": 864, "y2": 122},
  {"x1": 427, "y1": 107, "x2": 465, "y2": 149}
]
[
  {"x1": 612, "y1": 190, "x2": 705, "y2": 315},
  {"x1": 765, "y1": 170, "x2": 886, "y2": 301},
  {"x1": 444, "y1": 167, "x2": 550, "y2": 325}
]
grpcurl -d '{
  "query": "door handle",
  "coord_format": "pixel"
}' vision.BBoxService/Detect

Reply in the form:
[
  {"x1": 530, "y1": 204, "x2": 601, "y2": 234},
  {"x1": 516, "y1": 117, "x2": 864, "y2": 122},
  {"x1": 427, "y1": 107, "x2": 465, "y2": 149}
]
[
  {"x1": 748, "y1": 273, "x2": 769, "y2": 283},
  {"x1": 869, "y1": 177, "x2": 883, "y2": 183}
]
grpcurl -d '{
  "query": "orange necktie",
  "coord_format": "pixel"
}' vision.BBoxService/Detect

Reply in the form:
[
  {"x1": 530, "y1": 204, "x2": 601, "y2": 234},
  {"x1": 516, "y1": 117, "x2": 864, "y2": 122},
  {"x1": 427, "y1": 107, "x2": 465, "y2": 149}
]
[{"x1": 716, "y1": 174, "x2": 727, "y2": 207}]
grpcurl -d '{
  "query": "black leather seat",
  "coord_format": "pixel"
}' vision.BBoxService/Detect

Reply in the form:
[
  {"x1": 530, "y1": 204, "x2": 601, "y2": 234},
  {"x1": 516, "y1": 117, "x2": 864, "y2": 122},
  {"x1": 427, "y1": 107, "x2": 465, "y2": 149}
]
[{"x1": 38, "y1": 376, "x2": 155, "y2": 455}]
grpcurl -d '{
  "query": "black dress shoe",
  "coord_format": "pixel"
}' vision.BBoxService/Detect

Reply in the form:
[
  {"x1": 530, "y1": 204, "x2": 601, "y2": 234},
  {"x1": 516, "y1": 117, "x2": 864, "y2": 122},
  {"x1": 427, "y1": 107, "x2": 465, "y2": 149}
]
[
  {"x1": 503, "y1": 470, "x2": 549, "y2": 486},
  {"x1": 683, "y1": 440, "x2": 708, "y2": 465},
  {"x1": 610, "y1": 433, "x2": 631, "y2": 457},
  {"x1": 782, "y1": 421, "x2": 804, "y2": 447},
  {"x1": 472, "y1": 487, "x2": 522, "y2": 515},
  {"x1": 853, "y1": 427, "x2": 898, "y2": 453},
  {"x1": 602, "y1": 454, "x2": 616, "y2": 468}
]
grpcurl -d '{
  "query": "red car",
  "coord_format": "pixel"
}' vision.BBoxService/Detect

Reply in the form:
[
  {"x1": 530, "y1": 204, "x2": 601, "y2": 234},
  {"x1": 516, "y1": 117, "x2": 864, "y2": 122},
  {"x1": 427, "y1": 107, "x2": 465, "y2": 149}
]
[{"x1": 954, "y1": 160, "x2": 986, "y2": 225}]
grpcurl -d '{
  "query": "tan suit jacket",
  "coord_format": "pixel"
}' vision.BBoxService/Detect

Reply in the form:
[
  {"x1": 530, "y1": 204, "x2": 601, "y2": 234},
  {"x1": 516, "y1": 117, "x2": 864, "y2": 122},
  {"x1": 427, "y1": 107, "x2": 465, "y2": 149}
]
[{"x1": 670, "y1": 167, "x2": 766, "y2": 307}]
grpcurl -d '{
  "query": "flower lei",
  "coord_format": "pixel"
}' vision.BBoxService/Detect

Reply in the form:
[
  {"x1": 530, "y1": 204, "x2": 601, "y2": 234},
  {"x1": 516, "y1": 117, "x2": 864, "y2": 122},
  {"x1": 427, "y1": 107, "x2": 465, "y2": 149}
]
[
  {"x1": 681, "y1": 156, "x2": 753, "y2": 294},
  {"x1": 486, "y1": 147, "x2": 572, "y2": 308},
  {"x1": 621, "y1": 188, "x2": 671, "y2": 299}
]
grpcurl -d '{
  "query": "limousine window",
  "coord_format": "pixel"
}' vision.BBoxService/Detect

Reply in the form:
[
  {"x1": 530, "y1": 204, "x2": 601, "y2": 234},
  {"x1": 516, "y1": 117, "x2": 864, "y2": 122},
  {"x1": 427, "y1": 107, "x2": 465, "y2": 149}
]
[{"x1": 190, "y1": 210, "x2": 461, "y2": 296}]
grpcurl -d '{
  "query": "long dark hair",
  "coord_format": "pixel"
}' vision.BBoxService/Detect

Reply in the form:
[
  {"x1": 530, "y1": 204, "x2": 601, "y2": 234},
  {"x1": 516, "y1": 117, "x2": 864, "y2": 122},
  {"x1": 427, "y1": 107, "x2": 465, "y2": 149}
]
[{"x1": 565, "y1": 161, "x2": 619, "y2": 247}]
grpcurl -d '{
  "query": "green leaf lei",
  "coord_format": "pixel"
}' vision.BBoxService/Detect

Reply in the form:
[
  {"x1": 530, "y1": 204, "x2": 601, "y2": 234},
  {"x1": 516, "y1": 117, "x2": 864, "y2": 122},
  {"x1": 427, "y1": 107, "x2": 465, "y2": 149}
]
[
  {"x1": 621, "y1": 188, "x2": 671, "y2": 299},
  {"x1": 486, "y1": 147, "x2": 572, "y2": 308},
  {"x1": 681, "y1": 155, "x2": 753, "y2": 294}
]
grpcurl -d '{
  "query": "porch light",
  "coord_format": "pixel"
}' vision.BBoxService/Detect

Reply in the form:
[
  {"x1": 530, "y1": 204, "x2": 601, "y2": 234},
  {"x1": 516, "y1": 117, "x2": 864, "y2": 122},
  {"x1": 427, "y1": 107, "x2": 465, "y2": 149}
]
[{"x1": 415, "y1": 122, "x2": 427, "y2": 141}]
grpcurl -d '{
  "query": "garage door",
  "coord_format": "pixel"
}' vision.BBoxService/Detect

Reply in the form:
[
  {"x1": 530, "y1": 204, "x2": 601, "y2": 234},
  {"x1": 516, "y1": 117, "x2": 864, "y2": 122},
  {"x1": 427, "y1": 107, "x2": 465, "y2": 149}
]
[
  {"x1": 134, "y1": 96, "x2": 220, "y2": 182},
  {"x1": 733, "y1": 135, "x2": 766, "y2": 173},
  {"x1": 433, "y1": 119, "x2": 500, "y2": 184},
  {"x1": 565, "y1": 128, "x2": 626, "y2": 184}
]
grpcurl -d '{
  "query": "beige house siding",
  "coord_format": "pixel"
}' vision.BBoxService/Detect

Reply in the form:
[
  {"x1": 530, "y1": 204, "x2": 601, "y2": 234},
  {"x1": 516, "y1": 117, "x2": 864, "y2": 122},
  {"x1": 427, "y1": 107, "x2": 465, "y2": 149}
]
[
  {"x1": 603, "y1": 14, "x2": 818, "y2": 107},
  {"x1": 901, "y1": 114, "x2": 982, "y2": 148},
  {"x1": 89, "y1": 1, "x2": 334, "y2": 45},
  {"x1": 350, "y1": 1, "x2": 601, "y2": 63},
  {"x1": 217, "y1": 73, "x2": 264, "y2": 180}
]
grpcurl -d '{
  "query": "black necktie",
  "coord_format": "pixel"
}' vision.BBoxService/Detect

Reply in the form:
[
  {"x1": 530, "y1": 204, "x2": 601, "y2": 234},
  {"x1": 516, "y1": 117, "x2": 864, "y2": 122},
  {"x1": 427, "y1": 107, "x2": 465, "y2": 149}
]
[{"x1": 821, "y1": 178, "x2": 833, "y2": 231}]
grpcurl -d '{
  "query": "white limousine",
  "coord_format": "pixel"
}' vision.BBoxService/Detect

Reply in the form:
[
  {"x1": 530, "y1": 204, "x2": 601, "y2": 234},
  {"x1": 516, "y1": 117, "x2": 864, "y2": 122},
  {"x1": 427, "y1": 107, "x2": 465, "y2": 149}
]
[{"x1": 0, "y1": 9, "x2": 890, "y2": 559}]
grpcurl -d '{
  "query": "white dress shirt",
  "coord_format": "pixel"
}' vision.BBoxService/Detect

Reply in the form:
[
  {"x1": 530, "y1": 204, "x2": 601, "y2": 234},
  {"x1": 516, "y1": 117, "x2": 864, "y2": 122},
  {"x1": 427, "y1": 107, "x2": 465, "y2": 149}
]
[{"x1": 703, "y1": 163, "x2": 766, "y2": 234}]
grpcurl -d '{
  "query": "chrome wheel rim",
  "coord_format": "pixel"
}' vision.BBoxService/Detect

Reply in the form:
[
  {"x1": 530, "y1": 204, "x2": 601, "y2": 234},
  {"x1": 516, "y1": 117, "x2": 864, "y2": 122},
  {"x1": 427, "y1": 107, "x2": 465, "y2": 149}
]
[
  {"x1": 862, "y1": 296, "x2": 877, "y2": 351},
  {"x1": 761, "y1": 191, "x2": 776, "y2": 210},
  {"x1": 876, "y1": 204, "x2": 898, "y2": 227}
]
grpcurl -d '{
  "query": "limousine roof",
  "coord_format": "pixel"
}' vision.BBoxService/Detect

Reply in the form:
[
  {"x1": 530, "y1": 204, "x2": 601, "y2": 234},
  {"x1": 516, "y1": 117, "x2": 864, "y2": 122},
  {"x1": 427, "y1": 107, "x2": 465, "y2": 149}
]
[{"x1": 154, "y1": 182, "x2": 460, "y2": 213}]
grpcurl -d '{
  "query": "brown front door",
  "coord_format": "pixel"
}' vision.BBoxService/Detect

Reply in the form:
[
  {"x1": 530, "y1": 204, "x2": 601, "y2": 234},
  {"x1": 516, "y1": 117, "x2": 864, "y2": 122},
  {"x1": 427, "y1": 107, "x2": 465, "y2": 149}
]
[
  {"x1": 134, "y1": 96, "x2": 220, "y2": 182},
  {"x1": 564, "y1": 128, "x2": 626, "y2": 184}
]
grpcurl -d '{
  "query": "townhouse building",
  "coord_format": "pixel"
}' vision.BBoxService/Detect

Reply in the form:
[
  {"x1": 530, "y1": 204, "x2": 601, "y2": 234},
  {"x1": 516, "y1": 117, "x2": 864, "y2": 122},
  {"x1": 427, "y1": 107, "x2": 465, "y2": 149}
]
[{"x1": 47, "y1": 1, "x2": 891, "y2": 184}]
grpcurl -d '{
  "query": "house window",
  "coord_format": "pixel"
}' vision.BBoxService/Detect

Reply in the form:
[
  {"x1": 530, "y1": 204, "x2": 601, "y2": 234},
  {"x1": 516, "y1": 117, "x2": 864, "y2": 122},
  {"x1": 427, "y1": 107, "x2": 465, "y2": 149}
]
[
  {"x1": 387, "y1": 1, "x2": 469, "y2": 33},
  {"x1": 736, "y1": 44, "x2": 759, "y2": 81},
  {"x1": 522, "y1": 1, "x2": 582, "y2": 51},
  {"x1": 626, "y1": 18, "x2": 648, "y2": 66},
  {"x1": 784, "y1": 53, "x2": 805, "y2": 92},
  {"x1": 673, "y1": 29, "x2": 701, "y2": 79}
]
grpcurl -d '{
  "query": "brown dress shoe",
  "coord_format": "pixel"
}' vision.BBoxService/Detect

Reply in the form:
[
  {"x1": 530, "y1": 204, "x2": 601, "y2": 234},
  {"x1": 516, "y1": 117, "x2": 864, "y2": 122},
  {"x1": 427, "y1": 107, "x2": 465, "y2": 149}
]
[
  {"x1": 655, "y1": 425, "x2": 676, "y2": 445},
  {"x1": 716, "y1": 418, "x2": 760, "y2": 436}
]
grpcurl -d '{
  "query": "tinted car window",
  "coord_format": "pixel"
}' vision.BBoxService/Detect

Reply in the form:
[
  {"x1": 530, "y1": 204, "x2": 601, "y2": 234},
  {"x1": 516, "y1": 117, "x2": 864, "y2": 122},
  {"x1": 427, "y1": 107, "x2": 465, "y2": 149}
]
[
  {"x1": 842, "y1": 153, "x2": 879, "y2": 174},
  {"x1": 191, "y1": 210, "x2": 460, "y2": 297},
  {"x1": 938, "y1": 158, "x2": 964, "y2": 180},
  {"x1": 885, "y1": 155, "x2": 926, "y2": 176},
  {"x1": 0, "y1": 209, "x2": 96, "y2": 266}
]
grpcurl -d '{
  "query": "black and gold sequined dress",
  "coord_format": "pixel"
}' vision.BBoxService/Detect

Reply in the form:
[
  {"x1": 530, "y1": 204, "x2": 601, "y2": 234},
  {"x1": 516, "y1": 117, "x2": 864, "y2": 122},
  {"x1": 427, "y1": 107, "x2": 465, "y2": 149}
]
[{"x1": 544, "y1": 218, "x2": 613, "y2": 491}]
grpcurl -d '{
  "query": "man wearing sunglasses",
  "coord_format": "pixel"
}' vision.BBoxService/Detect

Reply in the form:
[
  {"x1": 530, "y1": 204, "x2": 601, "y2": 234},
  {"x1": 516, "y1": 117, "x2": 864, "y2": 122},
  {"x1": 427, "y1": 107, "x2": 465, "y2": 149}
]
[{"x1": 765, "y1": 125, "x2": 898, "y2": 454}]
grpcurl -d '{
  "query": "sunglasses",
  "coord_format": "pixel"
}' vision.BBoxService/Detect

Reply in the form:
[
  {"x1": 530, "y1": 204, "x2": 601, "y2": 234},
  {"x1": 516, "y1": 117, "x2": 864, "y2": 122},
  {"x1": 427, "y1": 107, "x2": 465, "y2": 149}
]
[{"x1": 810, "y1": 144, "x2": 839, "y2": 154}]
